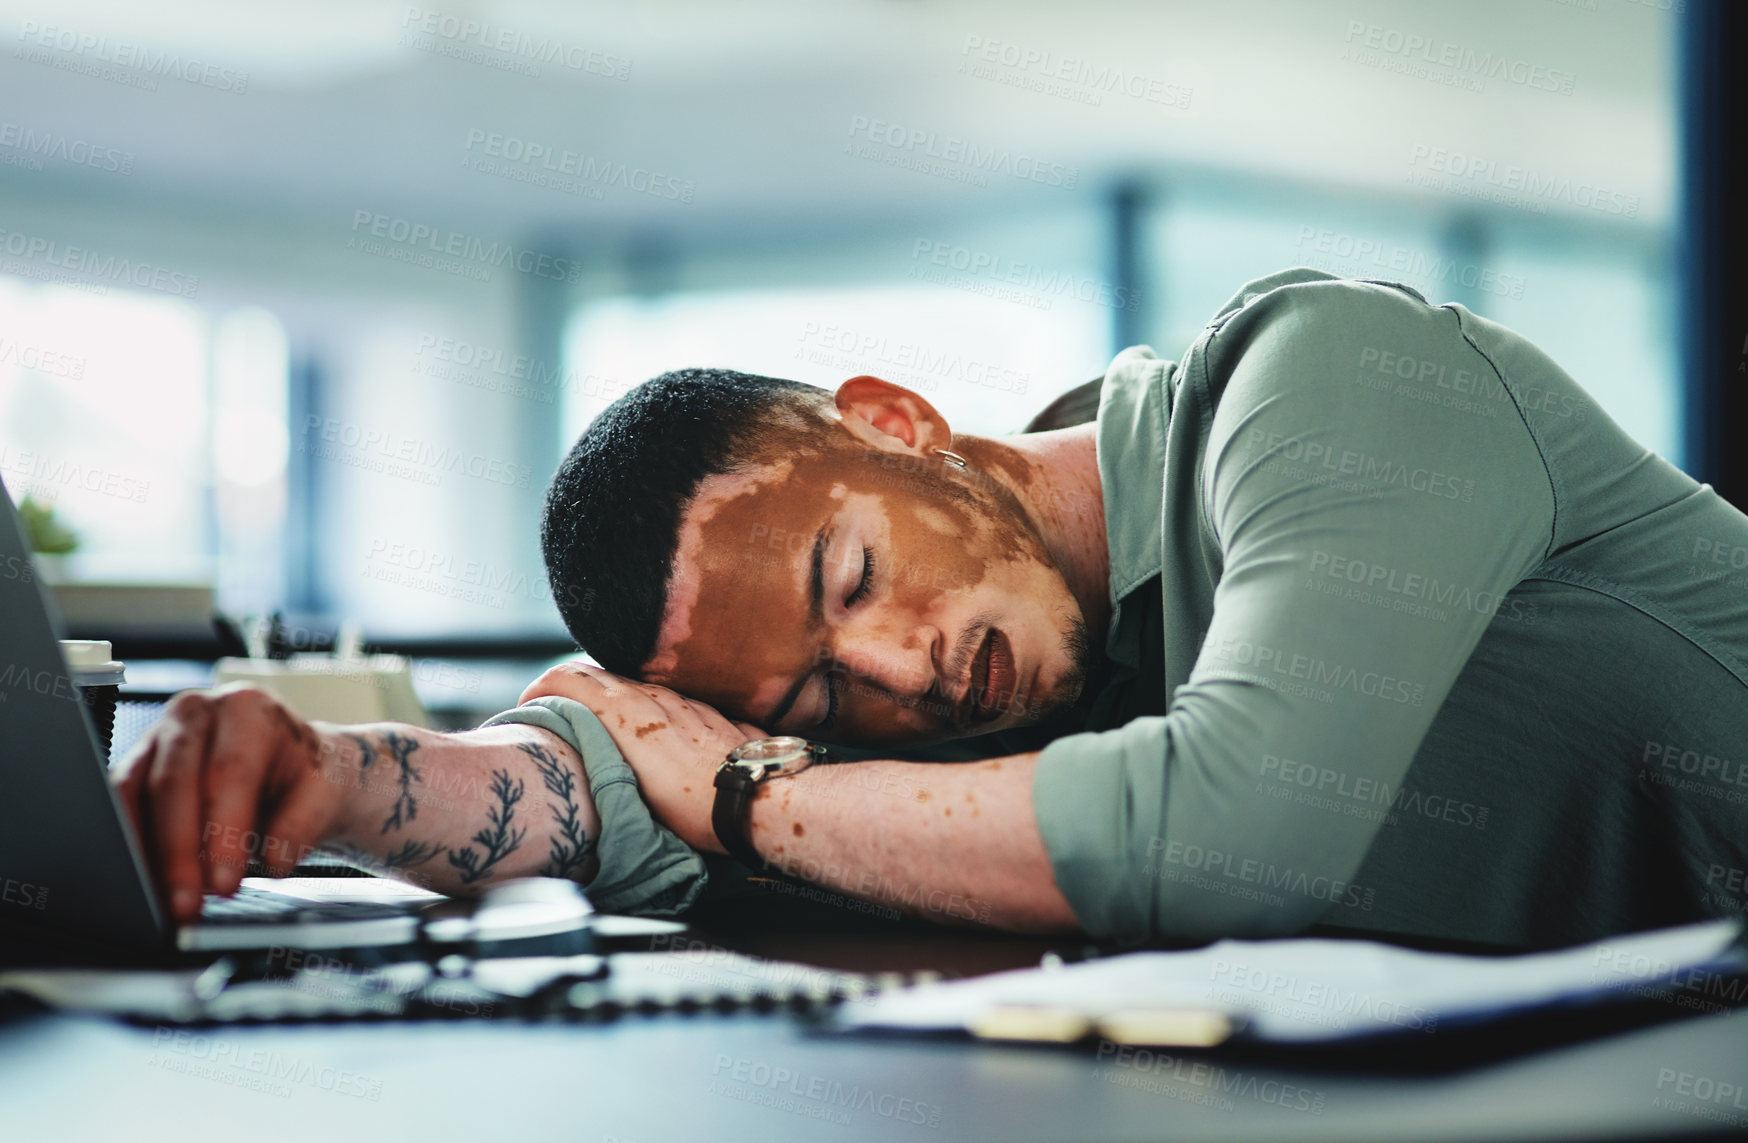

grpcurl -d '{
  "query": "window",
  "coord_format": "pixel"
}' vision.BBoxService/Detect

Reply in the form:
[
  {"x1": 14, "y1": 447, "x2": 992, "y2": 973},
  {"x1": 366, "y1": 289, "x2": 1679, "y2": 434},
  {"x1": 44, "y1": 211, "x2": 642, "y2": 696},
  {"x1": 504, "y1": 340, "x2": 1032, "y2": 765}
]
[
  {"x1": 0, "y1": 279, "x2": 290, "y2": 608},
  {"x1": 563, "y1": 283, "x2": 1112, "y2": 445}
]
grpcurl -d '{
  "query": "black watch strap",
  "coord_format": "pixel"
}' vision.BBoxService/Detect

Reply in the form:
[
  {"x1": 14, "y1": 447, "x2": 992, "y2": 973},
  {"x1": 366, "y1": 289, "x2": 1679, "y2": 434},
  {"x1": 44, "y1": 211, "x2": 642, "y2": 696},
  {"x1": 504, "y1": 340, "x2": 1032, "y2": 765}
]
[{"x1": 712, "y1": 766, "x2": 768, "y2": 871}]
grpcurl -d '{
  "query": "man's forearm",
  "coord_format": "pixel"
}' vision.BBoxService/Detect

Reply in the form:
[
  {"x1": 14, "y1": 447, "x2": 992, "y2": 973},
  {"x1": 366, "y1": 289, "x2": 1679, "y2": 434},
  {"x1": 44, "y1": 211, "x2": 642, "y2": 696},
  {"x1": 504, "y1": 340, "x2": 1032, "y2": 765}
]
[
  {"x1": 307, "y1": 721, "x2": 601, "y2": 895},
  {"x1": 742, "y1": 752, "x2": 1080, "y2": 933}
]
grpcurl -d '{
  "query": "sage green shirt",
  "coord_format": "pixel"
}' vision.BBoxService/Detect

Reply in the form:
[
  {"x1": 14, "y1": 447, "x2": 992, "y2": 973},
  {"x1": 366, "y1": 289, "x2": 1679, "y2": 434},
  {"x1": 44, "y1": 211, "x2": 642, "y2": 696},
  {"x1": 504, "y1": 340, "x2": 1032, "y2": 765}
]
[{"x1": 1033, "y1": 267, "x2": 1748, "y2": 949}]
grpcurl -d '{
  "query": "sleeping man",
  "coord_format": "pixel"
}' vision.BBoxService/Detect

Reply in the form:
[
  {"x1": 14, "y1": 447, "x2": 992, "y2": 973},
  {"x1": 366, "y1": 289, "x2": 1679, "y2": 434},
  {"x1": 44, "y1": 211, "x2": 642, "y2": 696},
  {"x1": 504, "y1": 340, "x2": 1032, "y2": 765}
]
[{"x1": 114, "y1": 267, "x2": 1748, "y2": 949}]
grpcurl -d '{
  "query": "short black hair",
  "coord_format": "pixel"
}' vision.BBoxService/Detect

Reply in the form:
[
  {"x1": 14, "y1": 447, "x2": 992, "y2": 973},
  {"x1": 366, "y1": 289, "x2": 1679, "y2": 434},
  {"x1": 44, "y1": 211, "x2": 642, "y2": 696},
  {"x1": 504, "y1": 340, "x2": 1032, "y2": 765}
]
[{"x1": 541, "y1": 367, "x2": 829, "y2": 676}]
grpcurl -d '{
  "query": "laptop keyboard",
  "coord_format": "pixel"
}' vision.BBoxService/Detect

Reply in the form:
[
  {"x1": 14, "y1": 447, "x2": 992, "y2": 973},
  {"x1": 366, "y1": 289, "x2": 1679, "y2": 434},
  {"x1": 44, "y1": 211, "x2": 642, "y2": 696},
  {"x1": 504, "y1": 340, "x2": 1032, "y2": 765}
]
[
  {"x1": 200, "y1": 884, "x2": 410, "y2": 924},
  {"x1": 201, "y1": 885, "x2": 304, "y2": 918}
]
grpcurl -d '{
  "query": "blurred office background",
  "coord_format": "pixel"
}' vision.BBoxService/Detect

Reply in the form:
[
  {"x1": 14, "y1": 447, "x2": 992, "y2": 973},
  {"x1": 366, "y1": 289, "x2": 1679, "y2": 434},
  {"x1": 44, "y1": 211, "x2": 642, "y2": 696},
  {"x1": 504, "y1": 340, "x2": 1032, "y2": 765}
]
[{"x1": 0, "y1": 0, "x2": 1718, "y2": 718}]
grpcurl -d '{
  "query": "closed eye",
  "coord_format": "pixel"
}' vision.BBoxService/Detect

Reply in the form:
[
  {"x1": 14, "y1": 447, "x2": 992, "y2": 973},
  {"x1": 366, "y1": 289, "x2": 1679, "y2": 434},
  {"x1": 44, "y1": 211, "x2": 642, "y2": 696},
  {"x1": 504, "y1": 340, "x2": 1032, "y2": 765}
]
[
  {"x1": 816, "y1": 548, "x2": 874, "y2": 730},
  {"x1": 846, "y1": 546, "x2": 875, "y2": 607}
]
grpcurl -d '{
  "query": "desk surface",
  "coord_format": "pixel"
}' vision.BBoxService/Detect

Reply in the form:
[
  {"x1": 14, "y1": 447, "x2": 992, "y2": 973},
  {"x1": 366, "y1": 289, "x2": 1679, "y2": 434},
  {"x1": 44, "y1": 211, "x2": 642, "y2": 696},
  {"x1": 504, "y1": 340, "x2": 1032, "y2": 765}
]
[
  {"x1": 2, "y1": 924, "x2": 1746, "y2": 1143},
  {"x1": 2, "y1": 1002, "x2": 1747, "y2": 1142}
]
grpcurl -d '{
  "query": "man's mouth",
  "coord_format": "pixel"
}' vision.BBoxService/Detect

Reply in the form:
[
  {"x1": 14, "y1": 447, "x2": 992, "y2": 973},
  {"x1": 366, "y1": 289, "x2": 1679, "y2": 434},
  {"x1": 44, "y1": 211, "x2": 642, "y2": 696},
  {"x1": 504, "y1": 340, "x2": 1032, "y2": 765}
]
[{"x1": 967, "y1": 627, "x2": 1016, "y2": 724}]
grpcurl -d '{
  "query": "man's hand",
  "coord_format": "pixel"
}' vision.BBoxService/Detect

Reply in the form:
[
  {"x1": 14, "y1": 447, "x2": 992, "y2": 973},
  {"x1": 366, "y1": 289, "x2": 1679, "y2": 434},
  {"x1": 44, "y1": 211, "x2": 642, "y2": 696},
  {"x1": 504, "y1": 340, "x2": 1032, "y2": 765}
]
[
  {"x1": 112, "y1": 684, "x2": 347, "y2": 922},
  {"x1": 520, "y1": 663, "x2": 1077, "y2": 932},
  {"x1": 114, "y1": 683, "x2": 606, "y2": 924},
  {"x1": 520, "y1": 663, "x2": 764, "y2": 852}
]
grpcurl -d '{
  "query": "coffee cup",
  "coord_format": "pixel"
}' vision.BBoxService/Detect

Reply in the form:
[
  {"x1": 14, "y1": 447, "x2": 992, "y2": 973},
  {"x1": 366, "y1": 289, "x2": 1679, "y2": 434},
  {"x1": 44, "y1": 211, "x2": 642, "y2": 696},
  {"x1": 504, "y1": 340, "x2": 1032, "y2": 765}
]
[{"x1": 60, "y1": 639, "x2": 125, "y2": 759}]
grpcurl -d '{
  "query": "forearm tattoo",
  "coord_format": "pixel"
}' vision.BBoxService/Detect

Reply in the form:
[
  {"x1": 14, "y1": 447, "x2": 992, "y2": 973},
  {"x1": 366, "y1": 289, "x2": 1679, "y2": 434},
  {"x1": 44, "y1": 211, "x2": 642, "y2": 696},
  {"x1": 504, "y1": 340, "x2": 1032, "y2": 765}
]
[
  {"x1": 348, "y1": 733, "x2": 376, "y2": 785},
  {"x1": 340, "y1": 733, "x2": 586, "y2": 889},
  {"x1": 446, "y1": 769, "x2": 527, "y2": 884},
  {"x1": 379, "y1": 730, "x2": 423, "y2": 834},
  {"x1": 519, "y1": 742, "x2": 595, "y2": 880}
]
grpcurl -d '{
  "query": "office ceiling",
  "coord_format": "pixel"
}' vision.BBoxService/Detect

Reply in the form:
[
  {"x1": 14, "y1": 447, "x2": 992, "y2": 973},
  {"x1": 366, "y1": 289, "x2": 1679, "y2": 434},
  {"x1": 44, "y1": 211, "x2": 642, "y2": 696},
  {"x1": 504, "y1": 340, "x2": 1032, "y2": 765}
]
[{"x1": 0, "y1": 0, "x2": 1676, "y2": 242}]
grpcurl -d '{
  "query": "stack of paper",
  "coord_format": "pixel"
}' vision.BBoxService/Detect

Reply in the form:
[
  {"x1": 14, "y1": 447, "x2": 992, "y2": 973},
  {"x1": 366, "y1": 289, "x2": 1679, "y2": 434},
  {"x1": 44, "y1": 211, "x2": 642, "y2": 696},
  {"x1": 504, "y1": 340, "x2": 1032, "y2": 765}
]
[{"x1": 834, "y1": 919, "x2": 1747, "y2": 1047}]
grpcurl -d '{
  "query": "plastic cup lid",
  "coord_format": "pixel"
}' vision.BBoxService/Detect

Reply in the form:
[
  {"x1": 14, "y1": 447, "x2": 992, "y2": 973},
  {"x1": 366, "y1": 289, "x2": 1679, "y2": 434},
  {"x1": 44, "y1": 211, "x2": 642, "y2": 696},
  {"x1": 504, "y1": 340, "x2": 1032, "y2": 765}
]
[{"x1": 59, "y1": 639, "x2": 126, "y2": 683}]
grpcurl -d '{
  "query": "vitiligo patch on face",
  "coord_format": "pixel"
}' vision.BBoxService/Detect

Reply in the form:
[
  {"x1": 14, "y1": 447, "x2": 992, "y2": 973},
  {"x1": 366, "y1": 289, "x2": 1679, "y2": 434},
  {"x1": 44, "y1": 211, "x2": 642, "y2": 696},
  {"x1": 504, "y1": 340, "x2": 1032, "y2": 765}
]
[
  {"x1": 643, "y1": 462, "x2": 797, "y2": 680},
  {"x1": 913, "y1": 503, "x2": 958, "y2": 537}
]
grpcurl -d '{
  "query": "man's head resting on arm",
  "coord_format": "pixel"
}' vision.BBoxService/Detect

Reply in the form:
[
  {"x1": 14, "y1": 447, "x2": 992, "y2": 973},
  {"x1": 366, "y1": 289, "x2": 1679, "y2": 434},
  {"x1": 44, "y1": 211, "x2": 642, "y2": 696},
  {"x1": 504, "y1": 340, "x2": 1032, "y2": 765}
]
[{"x1": 540, "y1": 367, "x2": 1099, "y2": 750}]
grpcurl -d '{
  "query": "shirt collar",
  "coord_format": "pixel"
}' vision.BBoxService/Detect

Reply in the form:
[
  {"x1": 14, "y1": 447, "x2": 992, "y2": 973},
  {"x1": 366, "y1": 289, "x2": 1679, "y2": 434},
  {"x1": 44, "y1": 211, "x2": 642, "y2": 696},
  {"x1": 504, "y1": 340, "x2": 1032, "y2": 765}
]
[{"x1": 1095, "y1": 345, "x2": 1175, "y2": 608}]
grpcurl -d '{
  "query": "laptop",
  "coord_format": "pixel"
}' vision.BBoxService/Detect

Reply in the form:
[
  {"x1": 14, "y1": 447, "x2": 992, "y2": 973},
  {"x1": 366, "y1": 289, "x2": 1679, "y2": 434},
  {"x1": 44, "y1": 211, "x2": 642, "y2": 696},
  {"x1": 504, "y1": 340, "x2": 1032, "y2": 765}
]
[{"x1": 0, "y1": 473, "x2": 586, "y2": 958}]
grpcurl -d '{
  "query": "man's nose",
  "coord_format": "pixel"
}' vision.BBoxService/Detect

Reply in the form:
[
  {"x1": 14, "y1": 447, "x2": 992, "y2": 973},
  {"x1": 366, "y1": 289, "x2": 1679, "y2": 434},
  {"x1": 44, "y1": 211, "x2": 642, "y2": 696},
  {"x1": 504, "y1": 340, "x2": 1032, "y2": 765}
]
[{"x1": 831, "y1": 619, "x2": 942, "y2": 700}]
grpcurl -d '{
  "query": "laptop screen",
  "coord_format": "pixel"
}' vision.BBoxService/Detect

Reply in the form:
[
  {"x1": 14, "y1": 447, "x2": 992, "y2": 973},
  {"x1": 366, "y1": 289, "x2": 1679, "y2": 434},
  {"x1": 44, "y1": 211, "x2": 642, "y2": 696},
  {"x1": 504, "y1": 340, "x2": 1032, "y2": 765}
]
[{"x1": 0, "y1": 473, "x2": 164, "y2": 946}]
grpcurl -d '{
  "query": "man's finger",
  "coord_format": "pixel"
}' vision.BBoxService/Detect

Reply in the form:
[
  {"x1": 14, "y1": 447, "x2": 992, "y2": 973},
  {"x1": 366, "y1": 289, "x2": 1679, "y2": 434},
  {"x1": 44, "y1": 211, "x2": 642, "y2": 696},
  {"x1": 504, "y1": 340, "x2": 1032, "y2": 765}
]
[
  {"x1": 684, "y1": 697, "x2": 736, "y2": 737},
  {"x1": 677, "y1": 694, "x2": 762, "y2": 743},
  {"x1": 146, "y1": 695, "x2": 214, "y2": 921},
  {"x1": 518, "y1": 661, "x2": 610, "y2": 706},
  {"x1": 570, "y1": 665, "x2": 670, "y2": 714},
  {"x1": 526, "y1": 663, "x2": 682, "y2": 743},
  {"x1": 200, "y1": 693, "x2": 277, "y2": 895},
  {"x1": 643, "y1": 686, "x2": 710, "y2": 733},
  {"x1": 579, "y1": 664, "x2": 643, "y2": 692},
  {"x1": 256, "y1": 768, "x2": 333, "y2": 878}
]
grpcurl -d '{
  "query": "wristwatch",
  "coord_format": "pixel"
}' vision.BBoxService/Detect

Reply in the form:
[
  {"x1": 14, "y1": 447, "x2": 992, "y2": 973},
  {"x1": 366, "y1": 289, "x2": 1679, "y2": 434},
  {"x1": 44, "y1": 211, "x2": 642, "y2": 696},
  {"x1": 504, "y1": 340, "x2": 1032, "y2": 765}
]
[{"x1": 712, "y1": 736, "x2": 829, "y2": 871}]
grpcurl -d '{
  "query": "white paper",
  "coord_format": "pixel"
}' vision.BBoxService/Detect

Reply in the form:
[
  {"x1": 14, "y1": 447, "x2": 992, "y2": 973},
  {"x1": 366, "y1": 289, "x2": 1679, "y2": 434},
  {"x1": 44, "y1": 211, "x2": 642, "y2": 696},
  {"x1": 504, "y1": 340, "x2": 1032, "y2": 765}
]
[{"x1": 838, "y1": 918, "x2": 1746, "y2": 1043}]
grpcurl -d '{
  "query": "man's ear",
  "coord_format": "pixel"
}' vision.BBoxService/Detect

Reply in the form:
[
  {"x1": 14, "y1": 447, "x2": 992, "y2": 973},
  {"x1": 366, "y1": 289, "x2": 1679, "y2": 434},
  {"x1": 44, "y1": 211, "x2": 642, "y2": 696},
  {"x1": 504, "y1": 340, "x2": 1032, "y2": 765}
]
[{"x1": 833, "y1": 375, "x2": 953, "y2": 454}]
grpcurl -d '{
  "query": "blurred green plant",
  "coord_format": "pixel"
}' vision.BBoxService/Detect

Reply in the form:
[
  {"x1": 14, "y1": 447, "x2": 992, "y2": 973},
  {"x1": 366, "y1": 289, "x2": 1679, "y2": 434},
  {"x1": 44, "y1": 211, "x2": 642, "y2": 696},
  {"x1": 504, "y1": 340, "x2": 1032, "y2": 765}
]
[{"x1": 17, "y1": 494, "x2": 78, "y2": 555}]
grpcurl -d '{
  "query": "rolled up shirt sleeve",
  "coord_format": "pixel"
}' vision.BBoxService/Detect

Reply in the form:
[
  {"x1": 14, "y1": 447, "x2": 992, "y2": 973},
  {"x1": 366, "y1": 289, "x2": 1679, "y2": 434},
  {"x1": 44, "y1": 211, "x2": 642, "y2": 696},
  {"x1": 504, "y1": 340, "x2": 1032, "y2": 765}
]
[
  {"x1": 480, "y1": 695, "x2": 710, "y2": 915},
  {"x1": 1034, "y1": 277, "x2": 1557, "y2": 942}
]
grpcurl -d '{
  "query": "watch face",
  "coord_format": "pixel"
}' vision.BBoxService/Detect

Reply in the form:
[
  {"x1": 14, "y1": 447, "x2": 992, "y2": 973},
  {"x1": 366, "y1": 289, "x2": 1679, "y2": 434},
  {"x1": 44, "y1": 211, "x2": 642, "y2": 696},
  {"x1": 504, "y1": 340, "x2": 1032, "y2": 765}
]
[{"x1": 727, "y1": 736, "x2": 816, "y2": 776}]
